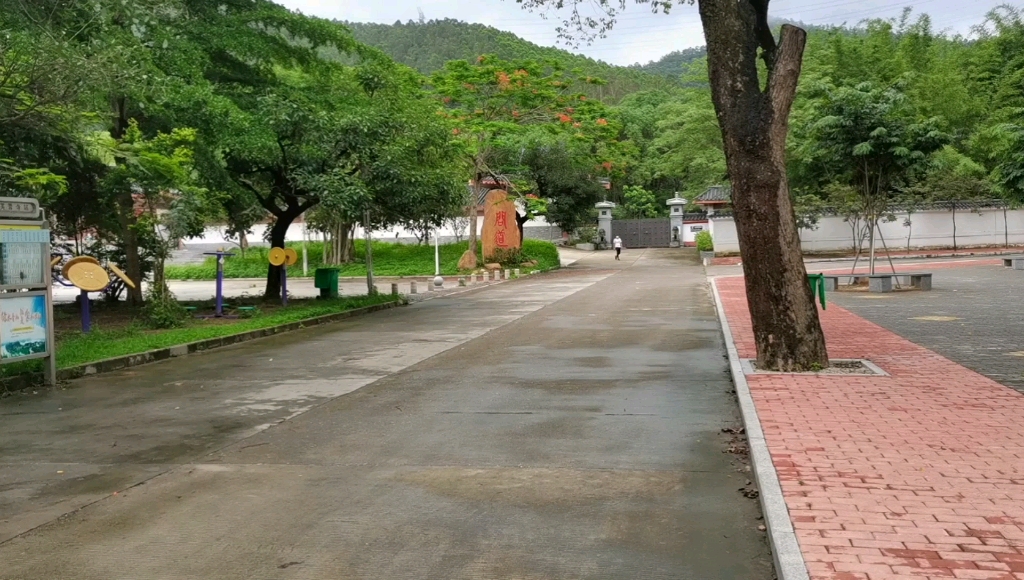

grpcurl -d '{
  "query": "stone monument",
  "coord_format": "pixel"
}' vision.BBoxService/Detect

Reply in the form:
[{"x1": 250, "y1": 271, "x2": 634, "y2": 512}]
[{"x1": 481, "y1": 189, "x2": 521, "y2": 261}]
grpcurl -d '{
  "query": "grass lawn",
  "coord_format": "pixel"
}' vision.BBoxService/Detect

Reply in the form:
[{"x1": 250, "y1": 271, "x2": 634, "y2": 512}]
[
  {"x1": 1, "y1": 294, "x2": 400, "y2": 378},
  {"x1": 165, "y1": 239, "x2": 561, "y2": 280}
]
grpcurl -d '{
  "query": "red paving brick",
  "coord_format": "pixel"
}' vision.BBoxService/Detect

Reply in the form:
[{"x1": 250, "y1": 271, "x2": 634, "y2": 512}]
[{"x1": 716, "y1": 276, "x2": 1024, "y2": 580}]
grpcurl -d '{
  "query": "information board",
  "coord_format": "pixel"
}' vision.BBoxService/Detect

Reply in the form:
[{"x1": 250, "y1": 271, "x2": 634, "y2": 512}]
[
  {"x1": 0, "y1": 294, "x2": 49, "y2": 360},
  {"x1": 1, "y1": 243, "x2": 45, "y2": 286}
]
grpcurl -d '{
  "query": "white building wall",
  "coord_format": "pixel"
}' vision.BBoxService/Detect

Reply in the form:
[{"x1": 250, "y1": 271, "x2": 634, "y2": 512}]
[
  {"x1": 708, "y1": 217, "x2": 741, "y2": 253},
  {"x1": 682, "y1": 222, "x2": 708, "y2": 246},
  {"x1": 709, "y1": 208, "x2": 1024, "y2": 255}
]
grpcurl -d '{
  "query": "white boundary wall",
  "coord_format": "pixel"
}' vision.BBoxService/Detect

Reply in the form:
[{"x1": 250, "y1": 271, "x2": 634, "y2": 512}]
[
  {"x1": 180, "y1": 216, "x2": 558, "y2": 247},
  {"x1": 709, "y1": 208, "x2": 1024, "y2": 254}
]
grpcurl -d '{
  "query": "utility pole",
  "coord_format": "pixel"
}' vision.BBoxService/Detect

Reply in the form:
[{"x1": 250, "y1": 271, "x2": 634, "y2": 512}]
[{"x1": 433, "y1": 226, "x2": 444, "y2": 289}]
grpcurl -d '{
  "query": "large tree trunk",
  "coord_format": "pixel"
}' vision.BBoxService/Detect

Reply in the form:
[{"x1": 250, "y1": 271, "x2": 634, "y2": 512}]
[
  {"x1": 699, "y1": 1, "x2": 828, "y2": 371},
  {"x1": 461, "y1": 187, "x2": 479, "y2": 269},
  {"x1": 516, "y1": 212, "x2": 528, "y2": 249},
  {"x1": 264, "y1": 213, "x2": 298, "y2": 300}
]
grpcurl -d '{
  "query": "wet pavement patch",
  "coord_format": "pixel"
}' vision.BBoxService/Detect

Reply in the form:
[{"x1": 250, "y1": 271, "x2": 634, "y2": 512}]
[{"x1": 393, "y1": 467, "x2": 684, "y2": 507}]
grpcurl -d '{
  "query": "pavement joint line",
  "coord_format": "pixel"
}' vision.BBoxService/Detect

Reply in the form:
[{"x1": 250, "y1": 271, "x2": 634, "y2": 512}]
[{"x1": 710, "y1": 278, "x2": 809, "y2": 580}]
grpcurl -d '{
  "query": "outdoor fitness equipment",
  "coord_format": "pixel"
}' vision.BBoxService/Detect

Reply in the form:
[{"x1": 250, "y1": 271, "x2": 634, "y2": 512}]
[
  {"x1": 202, "y1": 250, "x2": 235, "y2": 317},
  {"x1": 268, "y1": 247, "x2": 297, "y2": 306},
  {"x1": 58, "y1": 256, "x2": 136, "y2": 333}
]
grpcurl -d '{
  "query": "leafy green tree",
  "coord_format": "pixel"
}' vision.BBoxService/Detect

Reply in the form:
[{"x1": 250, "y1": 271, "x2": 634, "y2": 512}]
[
  {"x1": 499, "y1": 132, "x2": 604, "y2": 235},
  {"x1": 432, "y1": 55, "x2": 599, "y2": 264},
  {"x1": 798, "y1": 81, "x2": 948, "y2": 271},
  {"x1": 90, "y1": 121, "x2": 213, "y2": 296},
  {"x1": 620, "y1": 185, "x2": 661, "y2": 218}
]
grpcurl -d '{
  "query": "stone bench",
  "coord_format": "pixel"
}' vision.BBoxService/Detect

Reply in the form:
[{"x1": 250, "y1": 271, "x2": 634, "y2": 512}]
[
  {"x1": 1002, "y1": 256, "x2": 1024, "y2": 270},
  {"x1": 822, "y1": 274, "x2": 868, "y2": 291},
  {"x1": 867, "y1": 273, "x2": 932, "y2": 293},
  {"x1": 823, "y1": 273, "x2": 932, "y2": 293}
]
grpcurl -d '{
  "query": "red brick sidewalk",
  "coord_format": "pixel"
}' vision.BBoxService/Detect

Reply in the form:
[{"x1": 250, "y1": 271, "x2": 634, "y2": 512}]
[{"x1": 716, "y1": 277, "x2": 1024, "y2": 580}]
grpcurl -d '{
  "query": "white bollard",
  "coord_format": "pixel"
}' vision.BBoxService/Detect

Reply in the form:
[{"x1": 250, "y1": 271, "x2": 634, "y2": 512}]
[
  {"x1": 514, "y1": 268, "x2": 521, "y2": 278},
  {"x1": 504, "y1": 269, "x2": 511, "y2": 280}
]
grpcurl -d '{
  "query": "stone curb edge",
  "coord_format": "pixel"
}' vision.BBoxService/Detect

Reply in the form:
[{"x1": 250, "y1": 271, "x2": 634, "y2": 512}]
[
  {"x1": 804, "y1": 248, "x2": 1022, "y2": 264},
  {"x1": 0, "y1": 300, "x2": 405, "y2": 394},
  {"x1": 709, "y1": 278, "x2": 810, "y2": 580}
]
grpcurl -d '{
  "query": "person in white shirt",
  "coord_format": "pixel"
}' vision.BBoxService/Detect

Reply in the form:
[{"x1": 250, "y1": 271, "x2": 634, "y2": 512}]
[{"x1": 613, "y1": 235, "x2": 623, "y2": 260}]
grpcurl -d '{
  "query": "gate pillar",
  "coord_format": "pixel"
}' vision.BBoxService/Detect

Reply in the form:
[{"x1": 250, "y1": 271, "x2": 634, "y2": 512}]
[
  {"x1": 667, "y1": 196, "x2": 688, "y2": 248},
  {"x1": 596, "y1": 201, "x2": 615, "y2": 249}
]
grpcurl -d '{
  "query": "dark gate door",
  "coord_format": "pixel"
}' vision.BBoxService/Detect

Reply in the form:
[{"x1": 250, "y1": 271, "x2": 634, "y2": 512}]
[{"x1": 611, "y1": 218, "x2": 671, "y2": 248}]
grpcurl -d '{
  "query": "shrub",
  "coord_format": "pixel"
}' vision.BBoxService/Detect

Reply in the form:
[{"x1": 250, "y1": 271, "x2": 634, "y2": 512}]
[
  {"x1": 695, "y1": 230, "x2": 714, "y2": 252},
  {"x1": 487, "y1": 247, "x2": 526, "y2": 266},
  {"x1": 141, "y1": 288, "x2": 190, "y2": 329},
  {"x1": 571, "y1": 226, "x2": 597, "y2": 245},
  {"x1": 521, "y1": 239, "x2": 560, "y2": 270}
]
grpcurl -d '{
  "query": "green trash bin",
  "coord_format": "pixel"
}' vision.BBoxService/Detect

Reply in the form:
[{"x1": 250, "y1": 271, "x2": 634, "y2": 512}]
[
  {"x1": 807, "y1": 273, "x2": 826, "y2": 310},
  {"x1": 314, "y1": 268, "x2": 340, "y2": 299}
]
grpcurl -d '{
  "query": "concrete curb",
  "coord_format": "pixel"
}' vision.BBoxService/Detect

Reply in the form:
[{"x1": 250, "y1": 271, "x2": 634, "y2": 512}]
[
  {"x1": 712, "y1": 248, "x2": 1024, "y2": 266},
  {"x1": 0, "y1": 300, "x2": 404, "y2": 394},
  {"x1": 709, "y1": 278, "x2": 809, "y2": 580}
]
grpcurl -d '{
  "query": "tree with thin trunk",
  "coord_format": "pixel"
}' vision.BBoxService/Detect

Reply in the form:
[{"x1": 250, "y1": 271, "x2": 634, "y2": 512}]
[{"x1": 511, "y1": 0, "x2": 828, "y2": 370}]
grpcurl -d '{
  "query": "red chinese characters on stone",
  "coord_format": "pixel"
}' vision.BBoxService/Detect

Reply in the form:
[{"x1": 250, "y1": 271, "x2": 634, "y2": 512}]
[{"x1": 481, "y1": 190, "x2": 521, "y2": 260}]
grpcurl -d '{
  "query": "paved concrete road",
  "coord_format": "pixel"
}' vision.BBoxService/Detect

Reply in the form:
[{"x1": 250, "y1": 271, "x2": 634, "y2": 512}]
[{"x1": 0, "y1": 249, "x2": 772, "y2": 579}]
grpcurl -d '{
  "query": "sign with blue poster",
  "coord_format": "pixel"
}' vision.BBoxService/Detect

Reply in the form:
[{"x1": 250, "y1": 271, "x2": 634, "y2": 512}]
[{"x1": 0, "y1": 293, "x2": 49, "y2": 360}]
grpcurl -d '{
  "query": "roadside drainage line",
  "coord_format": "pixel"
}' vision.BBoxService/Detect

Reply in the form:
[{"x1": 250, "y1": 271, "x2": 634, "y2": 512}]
[{"x1": 710, "y1": 278, "x2": 810, "y2": 580}]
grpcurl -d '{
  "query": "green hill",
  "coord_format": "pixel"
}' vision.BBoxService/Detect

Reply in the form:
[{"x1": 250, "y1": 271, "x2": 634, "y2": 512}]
[
  {"x1": 632, "y1": 47, "x2": 707, "y2": 78},
  {"x1": 340, "y1": 18, "x2": 678, "y2": 103},
  {"x1": 629, "y1": 18, "x2": 830, "y2": 78}
]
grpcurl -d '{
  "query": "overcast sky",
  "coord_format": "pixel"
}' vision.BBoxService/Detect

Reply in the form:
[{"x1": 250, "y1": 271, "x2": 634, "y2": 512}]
[{"x1": 283, "y1": 0, "x2": 1015, "y2": 66}]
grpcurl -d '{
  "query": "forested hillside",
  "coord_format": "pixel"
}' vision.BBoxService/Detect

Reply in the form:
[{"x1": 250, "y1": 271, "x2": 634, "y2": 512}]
[
  {"x1": 342, "y1": 18, "x2": 677, "y2": 102},
  {"x1": 632, "y1": 47, "x2": 706, "y2": 77},
  {"x1": 612, "y1": 6, "x2": 1024, "y2": 218}
]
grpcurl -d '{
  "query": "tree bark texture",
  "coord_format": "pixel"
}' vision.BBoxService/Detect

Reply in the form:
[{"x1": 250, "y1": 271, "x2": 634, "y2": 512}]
[
  {"x1": 466, "y1": 181, "x2": 481, "y2": 260},
  {"x1": 263, "y1": 209, "x2": 302, "y2": 300},
  {"x1": 115, "y1": 191, "x2": 145, "y2": 305},
  {"x1": 323, "y1": 222, "x2": 353, "y2": 266},
  {"x1": 698, "y1": 0, "x2": 828, "y2": 370}
]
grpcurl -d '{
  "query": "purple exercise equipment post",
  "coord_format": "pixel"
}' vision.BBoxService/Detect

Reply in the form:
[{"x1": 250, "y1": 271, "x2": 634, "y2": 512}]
[{"x1": 202, "y1": 252, "x2": 235, "y2": 317}]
